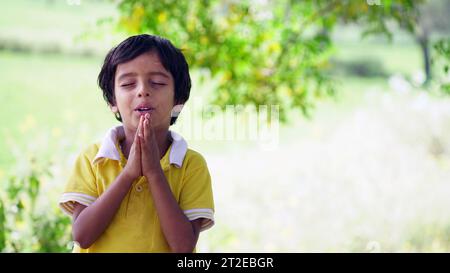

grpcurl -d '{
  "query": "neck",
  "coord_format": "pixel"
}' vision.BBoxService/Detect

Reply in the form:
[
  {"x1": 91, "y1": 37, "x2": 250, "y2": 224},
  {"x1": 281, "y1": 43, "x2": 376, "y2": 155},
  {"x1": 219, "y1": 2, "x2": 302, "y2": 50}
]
[{"x1": 121, "y1": 127, "x2": 172, "y2": 160}]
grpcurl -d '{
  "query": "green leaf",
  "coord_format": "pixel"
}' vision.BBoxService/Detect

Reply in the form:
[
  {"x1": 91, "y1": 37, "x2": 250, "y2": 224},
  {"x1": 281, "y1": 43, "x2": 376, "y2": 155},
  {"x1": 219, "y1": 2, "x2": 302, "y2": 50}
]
[
  {"x1": 28, "y1": 175, "x2": 40, "y2": 202},
  {"x1": 0, "y1": 199, "x2": 6, "y2": 251}
]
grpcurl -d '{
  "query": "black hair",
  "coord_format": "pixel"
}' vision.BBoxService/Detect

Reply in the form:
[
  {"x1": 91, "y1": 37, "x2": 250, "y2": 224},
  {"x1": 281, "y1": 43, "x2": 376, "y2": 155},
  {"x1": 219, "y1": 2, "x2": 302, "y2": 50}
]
[{"x1": 98, "y1": 34, "x2": 191, "y2": 125}]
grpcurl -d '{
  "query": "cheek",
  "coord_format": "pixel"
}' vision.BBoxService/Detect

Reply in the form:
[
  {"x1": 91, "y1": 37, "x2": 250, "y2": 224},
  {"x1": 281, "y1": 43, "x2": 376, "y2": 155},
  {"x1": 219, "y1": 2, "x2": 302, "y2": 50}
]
[
  {"x1": 114, "y1": 89, "x2": 132, "y2": 105},
  {"x1": 164, "y1": 90, "x2": 176, "y2": 114}
]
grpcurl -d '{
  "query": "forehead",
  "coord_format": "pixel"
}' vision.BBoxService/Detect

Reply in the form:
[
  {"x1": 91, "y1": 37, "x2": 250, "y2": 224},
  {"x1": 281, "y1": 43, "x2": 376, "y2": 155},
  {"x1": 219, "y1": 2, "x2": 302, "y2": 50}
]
[{"x1": 115, "y1": 51, "x2": 172, "y2": 79}]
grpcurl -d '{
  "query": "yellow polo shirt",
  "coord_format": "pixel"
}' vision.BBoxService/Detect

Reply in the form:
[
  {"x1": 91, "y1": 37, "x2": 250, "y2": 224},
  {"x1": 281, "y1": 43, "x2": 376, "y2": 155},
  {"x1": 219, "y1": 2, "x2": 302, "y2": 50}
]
[{"x1": 59, "y1": 126, "x2": 214, "y2": 252}]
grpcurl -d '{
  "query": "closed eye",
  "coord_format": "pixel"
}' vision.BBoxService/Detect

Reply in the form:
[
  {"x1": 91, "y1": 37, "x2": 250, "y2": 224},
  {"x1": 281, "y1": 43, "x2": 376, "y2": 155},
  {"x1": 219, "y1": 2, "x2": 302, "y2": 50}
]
[
  {"x1": 151, "y1": 82, "x2": 166, "y2": 86},
  {"x1": 120, "y1": 83, "x2": 135, "y2": 87}
]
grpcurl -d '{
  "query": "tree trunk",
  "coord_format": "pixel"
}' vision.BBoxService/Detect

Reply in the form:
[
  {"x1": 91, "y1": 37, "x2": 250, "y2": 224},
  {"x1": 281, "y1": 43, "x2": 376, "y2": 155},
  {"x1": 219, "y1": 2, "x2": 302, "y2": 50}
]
[{"x1": 419, "y1": 36, "x2": 432, "y2": 85}]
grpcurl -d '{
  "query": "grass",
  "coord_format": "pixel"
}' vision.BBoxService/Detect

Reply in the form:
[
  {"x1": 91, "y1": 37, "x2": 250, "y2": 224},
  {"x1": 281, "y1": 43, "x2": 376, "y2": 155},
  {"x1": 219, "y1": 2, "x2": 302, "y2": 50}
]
[
  {"x1": 334, "y1": 41, "x2": 423, "y2": 77},
  {"x1": 0, "y1": 50, "x2": 115, "y2": 168},
  {"x1": 0, "y1": 0, "x2": 123, "y2": 60},
  {"x1": 0, "y1": 0, "x2": 116, "y2": 44},
  {"x1": 331, "y1": 24, "x2": 424, "y2": 77}
]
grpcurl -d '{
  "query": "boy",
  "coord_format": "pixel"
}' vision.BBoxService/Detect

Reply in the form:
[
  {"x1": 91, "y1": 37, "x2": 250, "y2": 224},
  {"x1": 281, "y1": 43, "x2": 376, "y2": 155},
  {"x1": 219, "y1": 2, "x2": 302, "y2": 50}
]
[{"x1": 59, "y1": 34, "x2": 214, "y2": 253}]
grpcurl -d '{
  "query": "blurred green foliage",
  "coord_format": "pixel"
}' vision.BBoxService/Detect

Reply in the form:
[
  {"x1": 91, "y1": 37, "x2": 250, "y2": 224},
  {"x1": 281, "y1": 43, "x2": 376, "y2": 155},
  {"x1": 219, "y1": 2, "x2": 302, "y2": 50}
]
[
  {"x1": 0, "y1": 158, "x2": 72, "y2": 252},
  {"x1": 433, "y1": 38, "x2": 450, "y2": 93},
  {"x1": 406, "y1": 221, "x2": 450, "y2": 252},
  {"x1": 115, "y1": 0, "x2": 427, "y2": 120}
]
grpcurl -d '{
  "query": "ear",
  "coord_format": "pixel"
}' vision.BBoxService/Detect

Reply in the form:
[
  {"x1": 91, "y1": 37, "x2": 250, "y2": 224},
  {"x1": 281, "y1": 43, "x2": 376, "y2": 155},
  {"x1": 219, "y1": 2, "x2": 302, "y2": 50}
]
[{"x1": 170, "y1": 104, "x2": 184, "y2": 118}]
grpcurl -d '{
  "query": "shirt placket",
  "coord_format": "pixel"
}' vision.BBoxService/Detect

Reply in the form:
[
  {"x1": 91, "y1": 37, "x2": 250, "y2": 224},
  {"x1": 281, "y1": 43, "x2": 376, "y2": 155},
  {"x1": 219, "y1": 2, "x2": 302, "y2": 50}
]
[{"x1": 124, "y1": 176, "x2": 147, "y2": 217}]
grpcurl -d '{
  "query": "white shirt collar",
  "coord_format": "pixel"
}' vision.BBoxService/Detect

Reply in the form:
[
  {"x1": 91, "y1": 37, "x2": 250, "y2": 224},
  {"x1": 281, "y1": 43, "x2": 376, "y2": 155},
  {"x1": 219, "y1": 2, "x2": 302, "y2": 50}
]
[{"x1": 92, "y1": 125, "x2": 188, "y2": 168}]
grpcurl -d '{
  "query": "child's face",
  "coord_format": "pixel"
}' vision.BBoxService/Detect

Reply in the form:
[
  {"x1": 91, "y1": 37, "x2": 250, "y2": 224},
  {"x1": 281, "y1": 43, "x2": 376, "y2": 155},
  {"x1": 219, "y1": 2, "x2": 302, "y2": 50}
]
[{"x1": 113, "y1": 51, "x2": 175, "y2": 132}]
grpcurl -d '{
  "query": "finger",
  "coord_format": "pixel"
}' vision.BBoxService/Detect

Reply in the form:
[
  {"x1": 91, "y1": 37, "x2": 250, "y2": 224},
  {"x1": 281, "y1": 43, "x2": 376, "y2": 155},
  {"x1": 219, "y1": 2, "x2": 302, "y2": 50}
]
[
  {"x1": 136, "y1": 131, "x2": 141, "y2": 158},
  {"x1": 145, "y1": 113, "x2": 152, "y2": 125},
  {"x1": 131, "y1": 117, "x2": 141, "y2": 149},
  {"x1": 141, "y1": 114, "x2": 147, "y2": 143},
  {"x1": 135, "y1": 134, "x2": 142, "y2": 176},
  {"x1": 133, "y1": 123, "x2": 140, "y2": 145},
  {"x1": 138, "y1": 115, "x2": 144, "y2": 138},
  {"x1": 144, "y1": 115, "x2": 150, "y2": 142},
  {"x1": 147, "y1": 113, "x2": 153, "y2": 132}
]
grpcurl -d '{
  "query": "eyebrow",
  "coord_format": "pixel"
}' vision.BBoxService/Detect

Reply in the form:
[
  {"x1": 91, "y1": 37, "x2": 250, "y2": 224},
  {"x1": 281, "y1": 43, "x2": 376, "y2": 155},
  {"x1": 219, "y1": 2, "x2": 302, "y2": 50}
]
[{"x1": 117, "y1": 71, "x2": 170, "y2": 81}]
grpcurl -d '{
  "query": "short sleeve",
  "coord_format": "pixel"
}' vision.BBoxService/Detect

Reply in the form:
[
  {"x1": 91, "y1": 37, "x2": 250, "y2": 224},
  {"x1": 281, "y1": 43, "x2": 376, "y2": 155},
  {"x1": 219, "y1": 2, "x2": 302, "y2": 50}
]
[
  {"x1": 59, "y1": 146, "x2": 99, "y2": 216},
  {"x1": 179, "y1": 152, "x2": 215, "y2": 232}
]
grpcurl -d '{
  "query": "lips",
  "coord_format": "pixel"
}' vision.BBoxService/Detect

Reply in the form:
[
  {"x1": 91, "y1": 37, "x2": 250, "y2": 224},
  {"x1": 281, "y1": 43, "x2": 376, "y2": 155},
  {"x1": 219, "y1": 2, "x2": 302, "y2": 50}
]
[{"x1": 134, "y1": 104, "x2": 155, "y2": 116}]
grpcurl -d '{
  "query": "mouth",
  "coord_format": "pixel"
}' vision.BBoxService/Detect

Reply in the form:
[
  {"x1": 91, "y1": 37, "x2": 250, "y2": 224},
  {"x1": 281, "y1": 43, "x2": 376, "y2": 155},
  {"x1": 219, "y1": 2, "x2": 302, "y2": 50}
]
[{"x1": 134, "y1": 106, "x2": 155, "y2": 116}]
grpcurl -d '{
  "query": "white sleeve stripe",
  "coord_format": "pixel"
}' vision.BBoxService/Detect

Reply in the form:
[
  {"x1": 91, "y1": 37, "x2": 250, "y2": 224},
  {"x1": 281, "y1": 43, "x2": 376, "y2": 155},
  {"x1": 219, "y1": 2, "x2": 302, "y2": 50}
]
[
  {"x1": 59, "y1": 193, "x2": 97, "y2": 216},
  {"x1": 184, "y1": 209, "x2": 213, "y2": 217},
  {"x1": 185, "y1": 213, "x2": 214, "y2": 220},
  {"x1": 184, "y1": 208, "x2": 214, "y2": 214},
  {"x1": 60, "y1": 197, "x2": 95, "y2": 207},
  {"x1": 60, "y1": 198, "x2": 95, "y2": 208},
  {"x1": 184, "y1": 209, "x2": 215, "y2": 232},
  {"x1": 60, "y1": 194, "x2": 96, "y2": 205},
  {"x1": 187, "y1": 214, "x2": 214, "y2": 222},
  {"x1": 60, "y1": 192, "x2": 97, "y2": 202}
]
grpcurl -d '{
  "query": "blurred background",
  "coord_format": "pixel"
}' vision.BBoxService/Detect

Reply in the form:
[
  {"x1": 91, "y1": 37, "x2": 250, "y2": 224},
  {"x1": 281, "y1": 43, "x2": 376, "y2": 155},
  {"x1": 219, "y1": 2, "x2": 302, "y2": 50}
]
[{"x1": 0, "y1": 0, "x2": 449, "y2": 252}]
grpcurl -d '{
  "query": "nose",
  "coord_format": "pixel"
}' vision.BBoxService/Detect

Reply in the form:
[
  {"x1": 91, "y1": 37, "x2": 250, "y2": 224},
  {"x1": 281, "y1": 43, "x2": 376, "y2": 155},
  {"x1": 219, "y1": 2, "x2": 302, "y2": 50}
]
[{"x1": 137, "y1": 83, "x2": 150, "y2": 97}]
